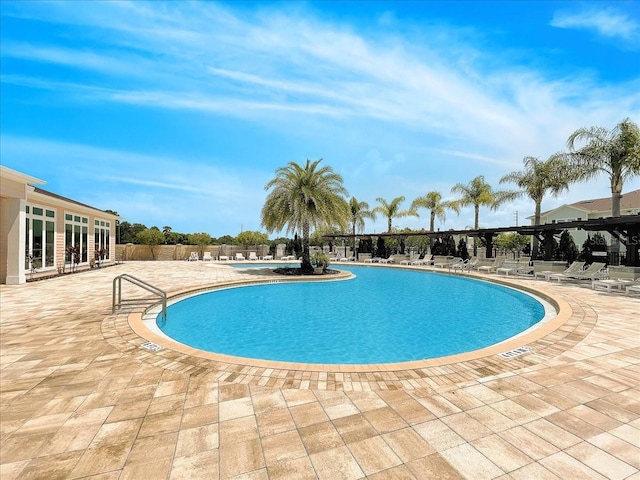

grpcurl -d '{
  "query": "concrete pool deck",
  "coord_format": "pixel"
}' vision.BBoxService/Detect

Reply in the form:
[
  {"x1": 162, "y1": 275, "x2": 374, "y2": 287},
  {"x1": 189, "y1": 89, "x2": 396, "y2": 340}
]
[{"x1": 1, "y1": 261, "x2": 638, "y2": 479}]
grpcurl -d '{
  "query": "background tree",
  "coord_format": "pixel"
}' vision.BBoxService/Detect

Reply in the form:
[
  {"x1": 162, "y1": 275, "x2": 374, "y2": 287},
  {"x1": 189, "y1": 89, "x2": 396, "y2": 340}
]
[
  {"x1": 162, "y1": 226, "x2": 172, "y2": 244},
  {"x1": 456, "y1": 237, "x2": 469, "y2": 260},
  {"x1": 349, "y1": 197, "x2": 376, "y2": 253},
  {"x1": 450, "y1": 175, "x2": 518, "y2": 255},
  {"x1": 119, "y1": 222, "x2": 147, "y2": 244},
  {"x1": 188, "y1": 232, "x2": 213, "y2": 257},
  {"x1": 410, "y1": 191, "x2": 458, "y2": 231},
  {"x1": 261, "y1": 159, "x2": 349, "y2": 272},
  {"x1": 500, "y1": 155, "x2": 571, "y2": 257},
  {"x1": 136, "y1": 227, "x2": 164, "y2": 260},
  {"x1": 373, "y1": 196, "x2": 418, "y2": 233},
  {"x1": 557, "y1": 230, "x2": 579, "y2": 264},
  {"x1": 494, "y1": 233, "x2": 530, "y2": 259},
  {"x1": 236, "y1": 230, "x2": 269, "y2": 248},
  {"x1": 566, "y1": 118, "x2": 640, "y2": 217}
]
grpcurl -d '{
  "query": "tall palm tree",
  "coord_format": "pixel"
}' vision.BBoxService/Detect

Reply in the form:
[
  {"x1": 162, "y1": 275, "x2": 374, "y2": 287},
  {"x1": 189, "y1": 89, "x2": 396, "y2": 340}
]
[
  {"x1": 500, "y1": 154, "x2": 572, "y2": 256},
  {"x1": 261, "y1": 159, "x2": 349, "y2": 271},
  {"x1": 566, "y1": 118, "x2": 640, "y2": 217},
  {"x1": 450, "y1": 175, "x2": 518, "y2": 255},
  {"x1": 349, "y1": 197, "x2": 376, "y2": 249},
  {"x1": 410, "y1": 191, "x2": 459, "y2": 232},
  {"x1": 373, "y1": 196, "x2": 418, "y2": 233}
]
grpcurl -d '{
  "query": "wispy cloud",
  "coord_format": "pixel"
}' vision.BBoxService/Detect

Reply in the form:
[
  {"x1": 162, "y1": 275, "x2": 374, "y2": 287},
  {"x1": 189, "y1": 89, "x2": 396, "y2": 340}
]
[{"x1": 551, "y1": 6, "x2": 640, "y2": 47}]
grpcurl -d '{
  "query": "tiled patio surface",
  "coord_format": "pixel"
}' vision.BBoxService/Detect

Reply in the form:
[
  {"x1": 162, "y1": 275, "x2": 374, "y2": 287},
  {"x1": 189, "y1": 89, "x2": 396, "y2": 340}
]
[{"x1": 1, "y1": 261, "x2": 638, "y2": 479}]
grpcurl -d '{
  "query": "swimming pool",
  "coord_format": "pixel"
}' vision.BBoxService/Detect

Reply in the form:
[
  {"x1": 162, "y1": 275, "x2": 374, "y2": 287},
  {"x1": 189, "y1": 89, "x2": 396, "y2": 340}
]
[{"x1": 155, "y1": 266, "x2": 549, "y2": 364}]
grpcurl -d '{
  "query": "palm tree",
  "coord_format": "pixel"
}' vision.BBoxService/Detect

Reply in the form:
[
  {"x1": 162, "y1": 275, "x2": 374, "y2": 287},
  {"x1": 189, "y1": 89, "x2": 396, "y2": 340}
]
[
  {"x1": 566, "y1": 118, "x2": 640, "y2": 217},
  {"x1": 450, "y1": 175, "x2": 518, "y2": 255},
  {"x1": 410, "y1": 191, "x2": 459, "y2": 232},
  {"x1": 373, "y1": 196, "x2": 418, "y2": 233},
  {"x1": 349, "y1": 197, "x2": 376, "y2": 251},
  {"x1": 261, "y1": 159, "x2": 349, "y2": 271},
  {"x1": 500, "y1": 154, "x2": 572, "y2": 256}
]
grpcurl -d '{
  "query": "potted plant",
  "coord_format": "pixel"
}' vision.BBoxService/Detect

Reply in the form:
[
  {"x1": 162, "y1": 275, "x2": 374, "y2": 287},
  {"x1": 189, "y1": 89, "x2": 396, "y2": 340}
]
[{"x1": 311, "y1": 251, "x2": 330, "y2": 274}]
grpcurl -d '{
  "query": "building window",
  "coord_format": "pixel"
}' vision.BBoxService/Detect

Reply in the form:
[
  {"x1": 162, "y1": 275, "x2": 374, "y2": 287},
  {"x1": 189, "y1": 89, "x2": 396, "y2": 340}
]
[
  {"x1": 94, "y1": 219, "x2": 111, "y2": 261},
  {"x1": 25, "y1": 205, "x2": 55, "y2": 270},
  {"x1": 65, "y1": 213, "x2": 89, "y2": 264}
]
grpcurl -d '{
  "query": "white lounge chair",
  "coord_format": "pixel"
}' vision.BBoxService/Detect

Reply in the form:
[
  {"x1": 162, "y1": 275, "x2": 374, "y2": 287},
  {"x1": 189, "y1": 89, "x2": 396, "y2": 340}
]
[
  {"x1": 364, "y1": 256, "x2": 382, "y2": 263},
  {"x1": 626, "y1": 283, "x2": 640, "y2": 296},
  {"x1": 477, "y1": 256, "x2": 506, "y2": 273},
  {"x1": 400, "y1": 254, "x2": 419, "y2": 265},
  {"x1": 379, "y1": 256, "x2": 395, "y2": 264},
  {"x1": 535, "y1": 261, "x2": 585, "y2": 281},
  {"x1": 411, "y1": 255, "x2": 431, "y2": 266},
  {"x1": 248, "y1": 252, "x2": 258, "y2": 261},
  {"x1": 550, "y1": 262, "x2": 607, "y2": 282},
  {"x1": 235, "y1": 253, "x2": 246, "y2": 261},
  {"x1": 451, "y1": 257, "x2": 472, "y2": 271},
  {"x1": 219, "y1": 255, "x2": 229, "y2": 261},
  {"x1": 202, "y1": 252, "x2": 213, "y2": 261},
  {"x1": 188, "y1": 252, "x2": 199, "y2": 262},
  {"x1": 445, "y1": 257, "x2": 464, "y2": 271},
  {"x1": 592, "y1": 277, "x2": 636, "y2": 292},
  {"x1": 262, "y1": 255, "x2": 273, "y2": 260}
]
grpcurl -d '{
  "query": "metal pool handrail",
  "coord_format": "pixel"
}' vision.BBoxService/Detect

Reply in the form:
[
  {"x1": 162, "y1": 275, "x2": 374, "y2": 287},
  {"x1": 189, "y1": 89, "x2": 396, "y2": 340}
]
[{"x1": 112, "y1": 274, "x2": 167, "y2": 321}]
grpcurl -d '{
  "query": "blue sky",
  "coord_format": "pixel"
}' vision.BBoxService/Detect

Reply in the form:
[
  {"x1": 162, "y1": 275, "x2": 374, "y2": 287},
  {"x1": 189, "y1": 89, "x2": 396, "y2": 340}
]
[{"x1": 2, "y1": 1, "x2": 639, "y2": 237}]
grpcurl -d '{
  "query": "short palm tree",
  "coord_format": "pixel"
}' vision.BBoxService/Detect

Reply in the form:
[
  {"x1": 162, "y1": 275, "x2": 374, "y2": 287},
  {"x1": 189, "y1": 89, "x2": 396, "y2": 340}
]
[
  {"x1": 566, "y1": 118, "x2": 640, "y2": 217},
  {"x1": 500, "y1": 154, "x2": 572, "y2": 256},
  {"x1": 261, "y1": 159, "x2": 349, "y2": 271},
  {"x1": 373, "y1": 196, "x2": 418, "y2": 233},
  {"x1": 410, "y1": 191, "x2": 459, "y2": 232},
  {"x1": 450, "y1": 176, "x2": 518, "y2": 255},
  {"x1": 349, "y1": 197, "x2": 376, "y2": 250}
]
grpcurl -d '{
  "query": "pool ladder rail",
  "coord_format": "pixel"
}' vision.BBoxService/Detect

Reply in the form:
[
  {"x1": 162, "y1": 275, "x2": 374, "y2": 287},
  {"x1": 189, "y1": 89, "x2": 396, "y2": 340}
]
[{"x1": 112, "y1": 274, "x2": 167, "y2": 321}]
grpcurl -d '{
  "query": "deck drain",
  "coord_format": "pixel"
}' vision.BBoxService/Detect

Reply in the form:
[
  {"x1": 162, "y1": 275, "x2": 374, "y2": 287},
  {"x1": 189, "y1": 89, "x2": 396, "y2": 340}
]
[
  {"x1": 498, "y1": 346, "x2": 531, "y2": 359},
  {"x1": 141, "y1": 342, "x2": 163, "y2": 352}
]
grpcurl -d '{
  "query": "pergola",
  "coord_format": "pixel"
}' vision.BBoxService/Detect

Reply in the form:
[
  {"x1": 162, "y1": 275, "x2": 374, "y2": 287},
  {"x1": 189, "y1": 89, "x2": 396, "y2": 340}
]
[{"x1": 323, "y1": 215, "x2": 640, "y2": 266}]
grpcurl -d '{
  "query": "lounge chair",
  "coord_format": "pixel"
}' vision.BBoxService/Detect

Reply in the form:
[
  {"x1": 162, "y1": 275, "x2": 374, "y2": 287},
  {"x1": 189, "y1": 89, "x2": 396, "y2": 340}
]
[
  {"x1": 248, "y1": 252, "x2": 258, "y2": 261},
  {"x1": 400, "y1": 254, "x2": 419, "y2": 265},
  {"x1": 339, "y1": 256, "x2": 355, "y2": 262},
  {"x1": 497, "y1": 260, "x2": 533, "y2": 276},
  {"x1": 235, "y1": 253, "x2": 246, "y2": 261},
  {"x1": 432, "y1": 256, "x2": 452, "y2": 268},
  {"x1": 412, "y1": 255, "x2": 431, "y2": 266},
  {"x1": 219, "y1": 255, "x2": 229, "y2": 261},
  {"x1": 626, "y1": 283, "x2": 640, "y2": 296},
  {"x1": 535, "y1": 261, "x2": 584, "y2": 281},
  {"x1": 202, "y1": 252, "x2": 213, "y2": 261},
  {"x1": 262, "y1": 255, "x2": 273, "y2": 260},
  {"x1": 446, "y1": 257, "x2": 464, "y2": 271},
  {"x1": 592, "y1": 277, "x2": 636, "y2": 292},
  {"x1": 379, "y1": 256, "x2": 395, "y2": 264},
  {"x1": 364, "y1": 256, "x2": 382, "y2": 263},
  {"x1": 550, "y1": 262, "x2": 607, "y2": 282},
  {"x1": 188, "y1": 252, "x2": 199, "y2": 262},
  {"x1": 451, "y1": 257, "x2": 472, "y2": 271},
  {"x1": 477, "y1": 256, "x2": 506, "y2": 273}
]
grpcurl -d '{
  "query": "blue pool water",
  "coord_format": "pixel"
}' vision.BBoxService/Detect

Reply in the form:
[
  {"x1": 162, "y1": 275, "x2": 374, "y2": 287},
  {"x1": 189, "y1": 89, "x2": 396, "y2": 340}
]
[{"x1": 157, "y1": 266, "x2": 546, "y2": 364}]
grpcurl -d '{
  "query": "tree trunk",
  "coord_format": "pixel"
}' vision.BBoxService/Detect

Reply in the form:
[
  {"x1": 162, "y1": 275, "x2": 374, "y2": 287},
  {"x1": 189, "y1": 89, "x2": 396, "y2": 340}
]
[
  {"x1": 532, "y1": 201, "x2": 542, "y2": 258},
  {"x1": 610, "y1": 177, "x2": 623, "y2": 258},
  {"x1": 430, "y1": 211, "x2": 436, "y2": 232},
  {"x1": 473, "y1": 205, "x2": 480, "y2": 256},
  {"x1": 301, "y1": 222, "x2": 312, "y2": 272},
  {"x1": 387, "y1": 217, "x2": 392, "y2": 233}
]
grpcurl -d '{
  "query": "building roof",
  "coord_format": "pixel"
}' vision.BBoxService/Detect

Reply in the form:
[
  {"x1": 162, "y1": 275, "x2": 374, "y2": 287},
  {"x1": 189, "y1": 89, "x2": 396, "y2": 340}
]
[
  {"x1": 537, "y1": 189, "x2": 640, "y2": 218},
  {"x1": 32, "y1": 187, "x2": 119, "y2": 218}
]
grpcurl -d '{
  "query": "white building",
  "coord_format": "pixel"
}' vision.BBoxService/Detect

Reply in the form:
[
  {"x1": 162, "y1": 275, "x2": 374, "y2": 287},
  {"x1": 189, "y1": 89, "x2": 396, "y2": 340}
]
[
  {"x1": 528, "y1": 189, "x2": 640, "y2": 250},
  {"x1": 1, "y1": 166, "x2": 119, "y2": 285}
]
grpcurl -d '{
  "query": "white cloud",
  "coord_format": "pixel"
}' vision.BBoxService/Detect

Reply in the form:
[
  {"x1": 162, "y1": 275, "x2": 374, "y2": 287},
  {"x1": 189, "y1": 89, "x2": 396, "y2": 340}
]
[{"x1": 551, "y1": 6, "x2": 640, "y2": 46}]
